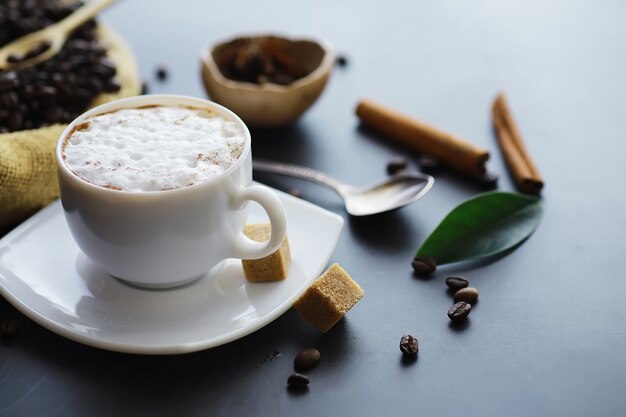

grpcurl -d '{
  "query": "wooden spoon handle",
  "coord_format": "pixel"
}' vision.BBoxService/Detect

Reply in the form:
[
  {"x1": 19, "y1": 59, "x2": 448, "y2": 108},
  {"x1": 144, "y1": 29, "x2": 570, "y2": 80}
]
[{"x1": 55, "y1": 0, "x2": 120, "y2": 35}]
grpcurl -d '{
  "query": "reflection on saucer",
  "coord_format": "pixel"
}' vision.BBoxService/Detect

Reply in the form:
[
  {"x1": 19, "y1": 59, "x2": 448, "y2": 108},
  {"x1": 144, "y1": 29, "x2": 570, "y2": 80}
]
[{"x1": 0, "y1": 188, "x2": 343, "y2": 354}]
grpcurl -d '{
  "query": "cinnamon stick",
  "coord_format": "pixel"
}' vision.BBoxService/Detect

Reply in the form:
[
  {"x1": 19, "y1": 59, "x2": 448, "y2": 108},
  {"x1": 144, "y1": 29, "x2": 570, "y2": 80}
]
[
  {"x1": 356, "y1": 99, "x2": 490, "y2": 179},
  {"x1": 492, "y1": 93, "x2": 543, "y2": 195}
]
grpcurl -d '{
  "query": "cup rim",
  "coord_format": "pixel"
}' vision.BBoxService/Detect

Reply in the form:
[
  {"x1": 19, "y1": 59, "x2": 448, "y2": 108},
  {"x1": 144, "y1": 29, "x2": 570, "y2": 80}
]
[{"x1": 56, "y1": 94, "x2": 252, "y2": 196}]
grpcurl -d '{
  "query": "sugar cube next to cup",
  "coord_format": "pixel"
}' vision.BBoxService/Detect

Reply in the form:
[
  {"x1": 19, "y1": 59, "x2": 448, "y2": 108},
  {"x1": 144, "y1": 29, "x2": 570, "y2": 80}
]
[
  {"x1": 293, "y1": 263, "x2": 364, "y2": 332},
  {"x1": 242, "y1": 224, "x2": 291, "y2": 282}
]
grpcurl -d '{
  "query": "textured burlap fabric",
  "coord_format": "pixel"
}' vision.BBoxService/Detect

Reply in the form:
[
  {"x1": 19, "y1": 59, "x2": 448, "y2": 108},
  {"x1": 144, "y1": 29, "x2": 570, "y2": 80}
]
[{"x1": 0, "y1": 25, "x2": 141, "y2": 233}]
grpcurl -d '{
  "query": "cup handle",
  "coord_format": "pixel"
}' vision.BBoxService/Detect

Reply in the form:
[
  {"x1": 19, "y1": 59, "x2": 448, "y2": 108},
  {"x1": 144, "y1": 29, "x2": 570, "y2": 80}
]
[{"x1": 229, "y1": 184, "x2": 287, "y2": 260}]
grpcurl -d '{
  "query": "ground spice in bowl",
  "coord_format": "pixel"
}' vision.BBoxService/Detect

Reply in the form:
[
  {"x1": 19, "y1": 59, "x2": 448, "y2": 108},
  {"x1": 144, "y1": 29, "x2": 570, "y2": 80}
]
[{"x1": 212, "y1": 36, "x2": 314, "y2": 86}]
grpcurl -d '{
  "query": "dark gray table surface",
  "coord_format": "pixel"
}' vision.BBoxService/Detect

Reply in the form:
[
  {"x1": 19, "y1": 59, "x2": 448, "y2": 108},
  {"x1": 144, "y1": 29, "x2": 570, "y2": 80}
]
[{"x1": 2, "y1": 0, "x2": 626, "y2": 416}]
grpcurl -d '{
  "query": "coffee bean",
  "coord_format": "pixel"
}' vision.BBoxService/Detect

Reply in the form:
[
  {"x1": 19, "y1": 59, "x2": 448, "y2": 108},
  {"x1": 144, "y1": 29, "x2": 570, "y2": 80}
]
[
  {"x1": 27, "y1": 100, "x2": 40, "y2": 112},
  {"x1": 67, "y1": 55, "x2": 90, "y2": 68},
  {"x1": 448, "y1": 302, "x2": 471, "y2": 321},
  {"x1": 155, "y1": 65, "x2": 168, "y2": 81},
  {"x1": 445, "y1": 276, "x2": 469, "y2": 291},
  {"x1": 7, "y1": 112, "x2": 23, "y2": 131},
  {"x1": 7, "y1": 53, "x2": 21, "y2": 64},
  {"x1": 411, "y1": 255, "x2": 436, "y2": 275},
  {"x1": 57, "y1": 60, "x2": 72, "y2": 73},
  {"x1": 335, "y1": 55, "x2": 348, "y2": 67},
  {"x1": 0, "y1": 71, "x2": 19, "y2": 91},
  {"x1": 454, "y1": 287, "x2": 479, "y2": 304},
  {"x1": 19, "y1": 70, "x2": 35, "y2": 83},
  {"x1": 43, "y1": 106, "x2": 63, "y2": 122},
  {"x1": 386, "y1": 157, "x2": 408, "y2": 175},
  {"x1": 74, "y1": 88, "x2": 93, "y2": 107},
  {"x1": 294, "y1": 348, "x2": 320, "y2": 370},
  {"x1": 417, "y1": 155, "x2": 440, "y2": 173},
  {"x1": 90, "y1": 43, "x2": 107, "y2": 56},
  {"x1": 65, "y1": 71, "x2": 79, "y2": 84},
  {"x1": 24, "y1": 40, "x2": 51, "y2": 59},
  {"x1": 104, "y1": 78, "x2": 121, "y2": 93},
  {"x1": 61, "y1": 111, "x2": 75, "y2": 123},
  {"x1": 480, "y1": 172, "x2": 499, "y2": 188},
  {"x1": 287, "y1": 373, "x2": 309, "y2": 388},
  {"x1": 0, "y1": 317, "x2": 19, "y2": 337},
  {"x1": 66, "y1": 2, "x2": 83, "y2": 14},
  {"x1": 92, "y1": 65, "x2": 110, "y2": 80},
  {"x1": 73, "y1": 25, "x2": 96, "y2": 40},
  {"x1": 21, "y1": 85, "x2": 35, "y2": 100},
  {"x1": 65, "y1": 39, "x2": 91, "y2": 54},
  {"x1": 33, "y1": 71, "x2": 51, "y2": 85},
  {"x1": 399, "y1": 334, "x2": 419, "y2": 356},
  {"x1": 34, "y1": 85, "x2": 57, "y2": 98},
  {"x1": 94, "y1": 59, "x2": 117, "y2": 78},
  {"x1": 86, "y1": 76, "x2": 104, "y2": 94},
  {"x1": 56, "y1": 84, "x2": 72, "y2": 100},
  {"x1": 19, "y1": 16, "x2": 44, "y2": 33},
  {"x1": 0, "y1": 91, "x2": 18, "y2": 108},
  {"x1": 51, "y1": 72, "x2": 65, "y2": 87}
]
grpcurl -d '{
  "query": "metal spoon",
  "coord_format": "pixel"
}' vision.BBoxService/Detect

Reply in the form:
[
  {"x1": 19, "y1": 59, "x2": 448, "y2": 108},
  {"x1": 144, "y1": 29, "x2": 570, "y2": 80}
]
[
  {"x1": 253, "y1": 159, "x2": 434, "y2": 216},
  {"x1": 0, "y1": 0, "x2": 118, "y2": 71}
]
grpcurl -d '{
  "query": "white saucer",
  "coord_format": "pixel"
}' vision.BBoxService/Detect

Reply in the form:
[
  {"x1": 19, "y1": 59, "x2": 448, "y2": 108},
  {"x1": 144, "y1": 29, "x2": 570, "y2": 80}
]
[{"x1": 0, "y1": 188, "x2": 343, "y2": 354}]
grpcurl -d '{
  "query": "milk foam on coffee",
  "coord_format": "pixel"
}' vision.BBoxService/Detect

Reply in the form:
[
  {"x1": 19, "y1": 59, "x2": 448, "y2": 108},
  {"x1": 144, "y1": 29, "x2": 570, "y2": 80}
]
[{"x1": 62, "y1": 106, "x2": 246, "y2": 191}]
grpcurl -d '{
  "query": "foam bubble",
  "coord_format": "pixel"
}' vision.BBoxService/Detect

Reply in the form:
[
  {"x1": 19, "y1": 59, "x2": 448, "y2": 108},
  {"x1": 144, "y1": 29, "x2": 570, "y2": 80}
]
[{"x1": 62, "y1": 106, "x2": 246, "y2": 192}]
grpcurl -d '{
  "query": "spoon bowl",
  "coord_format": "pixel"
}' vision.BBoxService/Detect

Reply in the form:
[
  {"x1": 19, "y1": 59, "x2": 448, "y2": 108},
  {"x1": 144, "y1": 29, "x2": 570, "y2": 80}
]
[
  {"x1": 342, "y1": 172, "x2": 434, "y2": 216},
  {"x1": 253, "y1": 160, "x2": 434, "y2": 216}
]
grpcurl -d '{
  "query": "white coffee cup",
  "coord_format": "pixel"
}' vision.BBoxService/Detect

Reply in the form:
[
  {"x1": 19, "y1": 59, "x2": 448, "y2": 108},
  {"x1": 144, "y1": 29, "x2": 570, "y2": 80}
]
[{"x1": 56, "y1": 94, "x2": 287, "y2": 288}]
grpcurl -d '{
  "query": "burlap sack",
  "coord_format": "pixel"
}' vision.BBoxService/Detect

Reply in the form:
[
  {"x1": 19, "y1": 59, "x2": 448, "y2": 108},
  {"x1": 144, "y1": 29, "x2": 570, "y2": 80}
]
[{"x1": 0, "y1": 25, "x2": 141, "y2": 233}]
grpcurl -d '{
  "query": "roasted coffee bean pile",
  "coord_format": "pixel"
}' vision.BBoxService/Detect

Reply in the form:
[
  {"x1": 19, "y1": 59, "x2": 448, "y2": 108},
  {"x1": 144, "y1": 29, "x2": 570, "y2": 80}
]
[
  {"x1": 0, "y1": 0, "x2": 121, "y2": 133},
  {"x1": 0, "y1": 0, "x2": 78, "y2": 45}
]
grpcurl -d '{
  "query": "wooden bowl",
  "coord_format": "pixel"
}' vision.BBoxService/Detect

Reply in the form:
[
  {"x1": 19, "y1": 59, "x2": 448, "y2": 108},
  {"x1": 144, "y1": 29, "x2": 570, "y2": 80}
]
[{"x1": 200, "y1": 34, "x2": 334, "y2": 128}]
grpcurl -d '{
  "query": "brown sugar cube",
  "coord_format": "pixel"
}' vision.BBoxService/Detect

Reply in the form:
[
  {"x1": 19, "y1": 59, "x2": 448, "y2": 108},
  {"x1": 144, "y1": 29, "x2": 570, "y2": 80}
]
[
  {"x1": 242, "y1": 224, "x2": 291, "y2": 282},
  {"x1": 293, "y1": 263, "x2": 364, "y2": 332}
]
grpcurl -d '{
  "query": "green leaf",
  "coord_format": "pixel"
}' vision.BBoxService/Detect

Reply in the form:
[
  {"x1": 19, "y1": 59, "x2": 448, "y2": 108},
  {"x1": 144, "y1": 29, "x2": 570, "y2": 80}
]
[{"x1": 416, "y1": 191, "x2": 542, "y2": 265}]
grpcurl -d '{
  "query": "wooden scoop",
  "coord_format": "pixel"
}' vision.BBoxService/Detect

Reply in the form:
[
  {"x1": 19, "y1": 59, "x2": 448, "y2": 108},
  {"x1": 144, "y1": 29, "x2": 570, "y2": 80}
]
[{"x1": 0, "y1": 0, "x2": 119, "y2": 71}]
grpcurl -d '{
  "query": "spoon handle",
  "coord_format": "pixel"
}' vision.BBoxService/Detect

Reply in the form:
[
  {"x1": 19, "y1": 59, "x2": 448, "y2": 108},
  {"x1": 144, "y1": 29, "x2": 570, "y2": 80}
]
[
  {"x1": 253, "y1": 159, "x2": 350, "y2": 195},
  {"x1": 55, "y1": 0, "x2": 120, "y2": 34}
]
